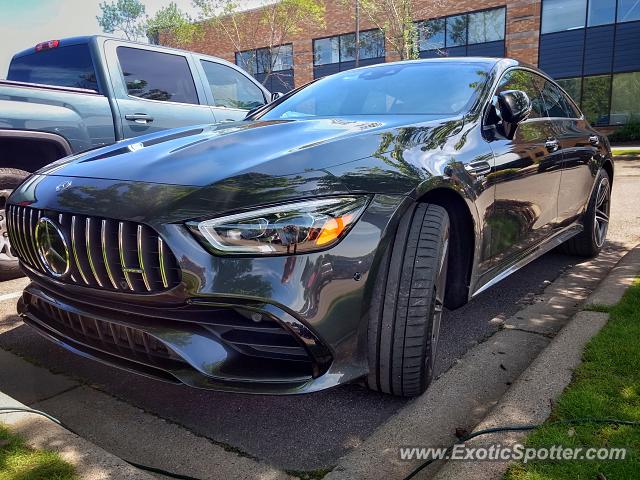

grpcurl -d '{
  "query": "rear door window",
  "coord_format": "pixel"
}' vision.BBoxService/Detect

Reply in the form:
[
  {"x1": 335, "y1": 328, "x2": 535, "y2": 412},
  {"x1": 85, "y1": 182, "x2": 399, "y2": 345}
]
[
  {"x1": 540, "y1": 80, "x2": 580, "y2": 118},
  {"x1": 7, "y1": 44, "x2": 99, "y2": 91},
  {"x1": 200, "y1": 60, "x2": 266, "y2": 110},
  {"x1": 116, "y1": 47, "x2": 199, "y2": 104}
]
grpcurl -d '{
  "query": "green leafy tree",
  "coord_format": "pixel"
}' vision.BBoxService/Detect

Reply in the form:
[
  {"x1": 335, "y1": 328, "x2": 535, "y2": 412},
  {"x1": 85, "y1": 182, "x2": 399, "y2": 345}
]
[
  {"x1": 353, "y1": 0, "x2": 446, "y2": 60},
  {"x1": 97, "y1": 0, "x2": 147, "y2": 41},
  {"x1": 193, "y1": 0, "x2": 325, "y2": 86},
  {"x1": 146, "y1": 2, "x2": 198, "y2": 46}
]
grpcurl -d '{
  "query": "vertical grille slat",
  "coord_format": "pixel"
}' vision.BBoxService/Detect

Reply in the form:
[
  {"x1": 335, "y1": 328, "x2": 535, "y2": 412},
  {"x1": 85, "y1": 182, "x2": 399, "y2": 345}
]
[
  {"x1": 21, "y1": 208, "x2": 38, "y2": 268},
  {"x1": 71, "y1": 216, "x2": 91, "y2": 285},
  {"x1": 12, "y1": 206, "x2": 27, "y2": 263},
  {"x1": 118, "y1": 222, "x2": 135, "y2": 291},
  {"x1": 28, "y1": 209, "x2": 46, "y2": 272},
  {"x1": 158, "y1": 237, "x2": 169, "y2": 289},
  {"x1": 6, "y1": 205, "x2": 179, "y2": 293},
  {"x1": 85, "y1": 217, "x2": 104, "y2": 287},
  {"x1": 101, "y1": 220, "x2": 119, "y2": 290},
  {"x1": 137, "y1": 225, "x2": 152, "y2": 292}
]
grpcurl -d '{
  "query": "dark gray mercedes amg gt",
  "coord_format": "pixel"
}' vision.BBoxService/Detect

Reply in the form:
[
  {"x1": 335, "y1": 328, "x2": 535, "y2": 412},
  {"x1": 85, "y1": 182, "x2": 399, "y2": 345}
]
[{"x1": 7, "y1": 58, "x2": 613, "y2": 397}]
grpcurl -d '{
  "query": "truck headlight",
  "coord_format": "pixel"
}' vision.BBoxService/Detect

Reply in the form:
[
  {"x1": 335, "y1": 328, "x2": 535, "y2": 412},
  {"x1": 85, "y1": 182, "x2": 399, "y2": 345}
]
[{"x1": 189, "y1": 196, "x2": 369, "y2": 255}]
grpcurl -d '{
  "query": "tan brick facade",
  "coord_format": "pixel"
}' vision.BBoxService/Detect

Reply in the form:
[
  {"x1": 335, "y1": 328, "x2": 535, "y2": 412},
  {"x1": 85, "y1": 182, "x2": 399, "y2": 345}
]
[{"x1": 161, "y1": 0, "x2": 542, "y2": 88}]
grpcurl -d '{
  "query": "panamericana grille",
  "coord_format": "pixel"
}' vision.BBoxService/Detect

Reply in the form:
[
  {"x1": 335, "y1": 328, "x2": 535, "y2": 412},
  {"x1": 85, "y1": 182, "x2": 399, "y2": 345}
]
[{"x1": 6, "y1": 205, "x2": 180, "y2": 293}]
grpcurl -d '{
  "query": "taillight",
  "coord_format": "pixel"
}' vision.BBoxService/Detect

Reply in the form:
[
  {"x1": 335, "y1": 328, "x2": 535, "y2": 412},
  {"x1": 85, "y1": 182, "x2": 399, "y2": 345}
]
[{"x1": 35, "y1": 40, "x2": 60, "y2": 52}]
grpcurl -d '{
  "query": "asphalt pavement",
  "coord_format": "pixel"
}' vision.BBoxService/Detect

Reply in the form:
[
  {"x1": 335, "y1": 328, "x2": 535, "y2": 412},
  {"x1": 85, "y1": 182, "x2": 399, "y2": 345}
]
[{"x1": 0, "y1": 160, "x2": 638, "y2": 473}]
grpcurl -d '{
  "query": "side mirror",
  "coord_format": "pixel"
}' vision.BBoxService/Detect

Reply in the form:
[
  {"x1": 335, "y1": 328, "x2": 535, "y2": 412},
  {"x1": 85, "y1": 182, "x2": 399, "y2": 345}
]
[
  {"x1": 271, "y1": 91, "x2": 285, "y2": 102},
  {"x1": 497, "y1": 90, "x2": 532, "y2": 125}
]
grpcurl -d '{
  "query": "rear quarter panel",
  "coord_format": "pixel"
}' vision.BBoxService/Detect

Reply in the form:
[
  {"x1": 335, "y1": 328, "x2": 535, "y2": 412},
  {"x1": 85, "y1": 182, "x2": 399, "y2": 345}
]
[{"x1": 0, "y1": 84, "x2": 115, "y2": 152}]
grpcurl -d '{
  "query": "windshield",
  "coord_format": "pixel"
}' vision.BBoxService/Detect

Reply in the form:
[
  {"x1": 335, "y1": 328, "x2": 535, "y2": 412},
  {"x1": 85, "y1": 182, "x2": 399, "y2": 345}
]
[{"x1": 261, "y1": 61, "x2": 491, "y2": 119}]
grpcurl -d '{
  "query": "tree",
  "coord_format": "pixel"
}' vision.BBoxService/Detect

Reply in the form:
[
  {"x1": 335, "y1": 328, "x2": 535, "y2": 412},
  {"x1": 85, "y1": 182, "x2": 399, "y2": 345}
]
[
  {"x1": 192, "y1": 0, "x2": 325, "y2": 87},
  {"x1": 146, "y1": 2, "x2": 198, "y2": 46},
  {"x1": 97, "y1": 0, "x2": 147, "y2": 41},
  {"x1": 355, "y1": 0, "x2": 446, "y2": 60}
]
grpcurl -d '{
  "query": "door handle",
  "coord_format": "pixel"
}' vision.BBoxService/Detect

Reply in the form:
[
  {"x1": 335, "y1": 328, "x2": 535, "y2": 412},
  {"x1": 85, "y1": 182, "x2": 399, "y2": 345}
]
[
  {"x1": 589, "y1": 135, "x2": 600, "y2": 146},
  {"x1": 545, "y1": 138, "x2": 560, "y2": 152},
  {"x1": 125, "y1": 114, "x2": 154, "y2": 124}
]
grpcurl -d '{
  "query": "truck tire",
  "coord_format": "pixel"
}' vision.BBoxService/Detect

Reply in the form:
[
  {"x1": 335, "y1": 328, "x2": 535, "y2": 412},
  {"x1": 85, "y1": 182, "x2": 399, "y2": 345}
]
[
  {"x1": 367, "y1": 203, "x2": 450, "y2": 397},
  {"x1": 559, "y1": 169, "x2": 610, "y2": 257},
  {"x1": 0, "y1": 168, "x2": 29, "y2": 280}
]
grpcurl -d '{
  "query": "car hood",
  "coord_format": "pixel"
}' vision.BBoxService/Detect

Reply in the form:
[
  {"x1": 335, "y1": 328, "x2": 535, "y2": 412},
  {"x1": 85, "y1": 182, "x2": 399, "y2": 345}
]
[{"x1": 39, "y1": 115, "x2": 457, "y2": 187}]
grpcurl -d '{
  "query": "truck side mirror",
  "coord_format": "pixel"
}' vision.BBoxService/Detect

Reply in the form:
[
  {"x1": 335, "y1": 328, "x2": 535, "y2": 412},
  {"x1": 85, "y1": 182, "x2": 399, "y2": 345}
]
[{"x1": 271, "y1": 92, "x2": 285, "y2": 102}]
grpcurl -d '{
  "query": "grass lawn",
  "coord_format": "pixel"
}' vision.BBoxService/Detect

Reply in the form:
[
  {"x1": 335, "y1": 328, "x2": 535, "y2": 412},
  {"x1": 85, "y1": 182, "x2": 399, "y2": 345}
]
[
  {"x1": 0, "y1": 423, "x2": 75, "y2": 480},
  {"x1": 611, "y1": 148, "x2": 640, "y2": 160},
  {"x1": 505, "y1": 278, "x2": 640, "y2": 480}
]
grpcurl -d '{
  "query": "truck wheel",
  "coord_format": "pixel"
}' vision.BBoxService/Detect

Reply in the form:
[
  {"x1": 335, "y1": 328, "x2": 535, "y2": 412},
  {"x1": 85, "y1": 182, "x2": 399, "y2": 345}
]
[
  {"x1": 0, "y1": 168, "x2": 29, "y2": 280},
  {"x1": 559, "y1": 169, "x2": 610, "y2": 257},
  {"x1": 367, "y1": 203, "x2": 450, "y2": 397}
]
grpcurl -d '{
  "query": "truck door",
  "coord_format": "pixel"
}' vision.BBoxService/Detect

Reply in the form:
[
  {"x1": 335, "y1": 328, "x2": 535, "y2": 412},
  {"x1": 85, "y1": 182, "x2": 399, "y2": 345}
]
[{"x1": 104, "y1": 41, "x2": 215, "y2": 139}]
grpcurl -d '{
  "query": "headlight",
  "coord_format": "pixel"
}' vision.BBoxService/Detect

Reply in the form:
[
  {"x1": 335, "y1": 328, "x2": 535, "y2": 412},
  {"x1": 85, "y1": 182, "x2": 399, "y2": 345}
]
[{"x1": 189, "y1": 196, "x2": 369, "y2": 255}]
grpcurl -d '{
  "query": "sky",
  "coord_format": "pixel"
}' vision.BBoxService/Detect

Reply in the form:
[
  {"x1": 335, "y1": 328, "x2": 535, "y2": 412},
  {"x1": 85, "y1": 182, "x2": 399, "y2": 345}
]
[{"x1": 0, "y1": 0, "x2": 265, "y2": 77}]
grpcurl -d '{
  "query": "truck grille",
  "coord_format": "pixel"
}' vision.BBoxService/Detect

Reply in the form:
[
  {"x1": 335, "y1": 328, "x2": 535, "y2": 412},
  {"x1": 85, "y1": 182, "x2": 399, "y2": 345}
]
[{"x1": 6, "y1": 205, "x2": 180, "y2": 293}]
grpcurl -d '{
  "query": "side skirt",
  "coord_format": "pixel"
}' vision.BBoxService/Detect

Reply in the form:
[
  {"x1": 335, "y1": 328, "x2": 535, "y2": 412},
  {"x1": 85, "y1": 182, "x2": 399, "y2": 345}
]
[{"x1": 471, "y1": 224, "x2": 583, "y2": 298}]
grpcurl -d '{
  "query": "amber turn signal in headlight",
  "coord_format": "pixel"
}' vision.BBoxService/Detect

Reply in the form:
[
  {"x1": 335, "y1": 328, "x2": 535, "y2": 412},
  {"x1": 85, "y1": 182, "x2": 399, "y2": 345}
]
[{"x1": 189, "y1": 196, "x2": 369, "y2": 255}]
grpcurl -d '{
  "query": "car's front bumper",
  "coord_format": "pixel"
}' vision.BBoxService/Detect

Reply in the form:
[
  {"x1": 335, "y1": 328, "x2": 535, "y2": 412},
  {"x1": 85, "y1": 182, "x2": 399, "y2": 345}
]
[{"x1": 11, "y1": 177, "x2": 408, "y2": 394}]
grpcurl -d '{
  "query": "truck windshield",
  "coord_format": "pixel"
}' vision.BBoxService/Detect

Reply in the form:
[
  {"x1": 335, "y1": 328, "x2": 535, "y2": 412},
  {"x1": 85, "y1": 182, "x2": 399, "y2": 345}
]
[
  {"x1": 261, "y1": 62, "x2": 491, "y2": 118},
  {"x1": 7, "y1": 44, "x2": 99, "y2": 92}
]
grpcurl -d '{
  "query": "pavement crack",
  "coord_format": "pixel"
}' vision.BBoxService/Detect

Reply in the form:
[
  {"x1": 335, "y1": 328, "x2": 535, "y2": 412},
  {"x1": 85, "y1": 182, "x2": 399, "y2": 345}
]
[
  {"x1": 503, "y1": 326, "x2": 555, "y2": 339},
  {"x1": 29, "y1": 384, "x2": 81, "y2": 406}
]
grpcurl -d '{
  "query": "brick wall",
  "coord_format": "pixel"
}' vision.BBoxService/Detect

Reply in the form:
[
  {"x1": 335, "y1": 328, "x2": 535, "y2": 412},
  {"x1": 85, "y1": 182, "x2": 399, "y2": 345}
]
[{"x1": 161, "y1": 0, "x2": 542, "y2": 87}]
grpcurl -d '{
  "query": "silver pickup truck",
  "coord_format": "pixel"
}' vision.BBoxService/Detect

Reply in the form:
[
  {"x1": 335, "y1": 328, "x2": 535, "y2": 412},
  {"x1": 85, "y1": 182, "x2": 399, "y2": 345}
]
[{"x1": 0, "y1": 35, "x2": 273, "y2": 278}]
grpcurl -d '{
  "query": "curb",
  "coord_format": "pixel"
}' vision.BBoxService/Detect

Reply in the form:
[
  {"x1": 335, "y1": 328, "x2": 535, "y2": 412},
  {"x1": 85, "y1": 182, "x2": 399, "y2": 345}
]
[
  {"x1": 0, "y1": 390, "x2": 154, "y2": 480},
  {"x1": 431, "y1": 242, "x2": 640, "y2": 479}
]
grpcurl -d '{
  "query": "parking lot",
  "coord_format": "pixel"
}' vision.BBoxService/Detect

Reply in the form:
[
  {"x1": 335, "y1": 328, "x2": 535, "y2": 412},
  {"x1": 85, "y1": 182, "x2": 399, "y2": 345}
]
[{"x1": 0, "y1": 160, "x2": 638, "y2": 477}]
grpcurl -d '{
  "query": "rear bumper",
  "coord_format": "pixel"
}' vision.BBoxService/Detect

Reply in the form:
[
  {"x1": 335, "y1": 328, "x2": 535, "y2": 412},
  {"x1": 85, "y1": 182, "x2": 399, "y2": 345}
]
[{"x1": 18, "y1": 282, "x2": 341, "y2": 394}]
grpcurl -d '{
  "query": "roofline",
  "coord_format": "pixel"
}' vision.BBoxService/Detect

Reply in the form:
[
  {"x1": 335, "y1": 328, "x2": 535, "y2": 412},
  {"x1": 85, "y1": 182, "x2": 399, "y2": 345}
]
[{"x1": 9, "y1": 34, "x2": 224, "y2": 62}]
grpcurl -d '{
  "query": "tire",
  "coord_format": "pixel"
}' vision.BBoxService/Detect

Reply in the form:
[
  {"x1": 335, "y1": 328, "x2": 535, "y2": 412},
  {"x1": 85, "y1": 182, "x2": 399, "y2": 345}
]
[
  {"x1": 0, "y1": 168, "x2": 30, "y2": 280},
  {"x1": 558, "y1": 169, "x2": 611, "y2": 257},
  {"x1": 367, "y1": 203, "x2": 450, "y2": 397}
]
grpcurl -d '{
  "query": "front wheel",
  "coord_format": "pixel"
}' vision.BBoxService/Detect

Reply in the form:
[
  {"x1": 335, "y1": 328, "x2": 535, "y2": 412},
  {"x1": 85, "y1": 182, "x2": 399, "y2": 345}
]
[
  {"x1": 367, "y1": 203, "x2": 450, "y2": 397},
  {"x1": 0, "y1": 168, "x2": 30, "y2": 280},
  {"x1": 559, "y1": 169, "x2": 611, "y2": 257}
]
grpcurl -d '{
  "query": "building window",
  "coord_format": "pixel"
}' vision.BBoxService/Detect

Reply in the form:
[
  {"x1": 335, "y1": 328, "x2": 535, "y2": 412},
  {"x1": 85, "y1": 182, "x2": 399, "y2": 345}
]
[
  {"x1": 235, "y1": 44, "x2": 294, "y2": 92},
  {"x1": 446, "y1": 14, "x2": 468, "y2": 47},
  {"x1": 611, "y1": 71, "x2": 640, "y2": 123},
  {"x1": 588, "y1": 0, "x2": 617, "y2": 26},
  {"x1": 618, "y1": 0, "x2": 640, "y2": 22},
  {"x1": 416, "y1": 7, "x2": 505, "y2": 56},
  {"x1": 542, "y1": 0, "x2": 640, "y2": 32},
  {"x1": 468, "y1": 8, "x2": 505, "y2": 44},
  {"x1": 582, "y1": 75, "x2": 612, "y2": 125},
  {"x1": 235, "y1": 44, "x2": 293, "y2": 75},
  {"x1": 312, "y1": 30, "x2": 385, "y2": 66},
  {"x1": 313, "y1": 37, "x2": 339, "y2": 65},
  {"x1": 417, "y1": 19, "x2": 445, "y2": 50},
  {"x1": 541, "y1": 0, "x2": 587, "y2": 33}
]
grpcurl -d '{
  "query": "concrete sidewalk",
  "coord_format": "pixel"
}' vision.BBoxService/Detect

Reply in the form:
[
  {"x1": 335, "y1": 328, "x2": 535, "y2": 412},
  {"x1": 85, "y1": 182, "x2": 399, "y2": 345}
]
[{"x1": 0, "y1": 388, "x2": 154, "y2": 479}]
